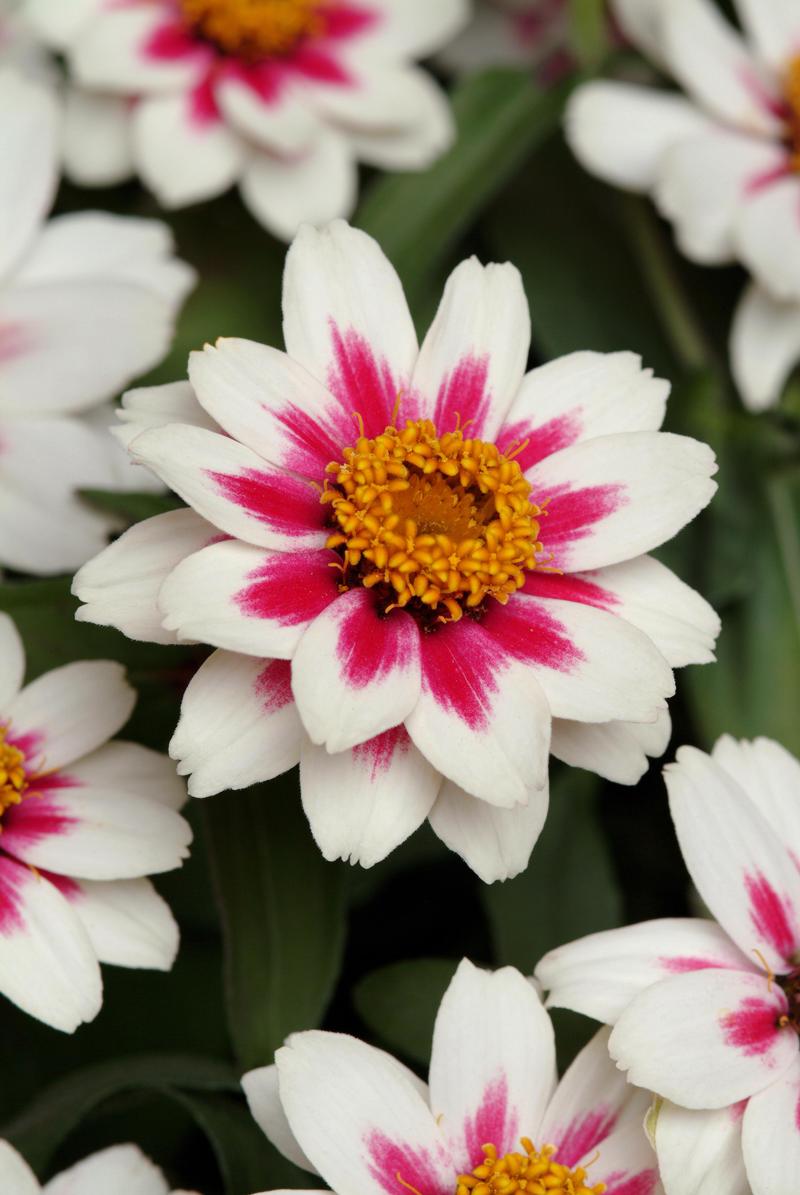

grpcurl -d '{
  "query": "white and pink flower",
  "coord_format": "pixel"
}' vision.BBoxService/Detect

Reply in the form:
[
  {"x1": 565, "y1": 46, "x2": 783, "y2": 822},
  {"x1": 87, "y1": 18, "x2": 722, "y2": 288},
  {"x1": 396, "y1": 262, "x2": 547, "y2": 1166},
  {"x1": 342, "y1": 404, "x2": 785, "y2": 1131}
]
[
  {"x1": 243, "y1": 958, "x2": 663, "y2": 1195},
  {"x1": 536, "y1": 734, "x2": 800, "y2": 1195},
  {"x1": 0, "y1": 1139, "x2": 200, "y2": 1195},
  {"x1": 26, "y1": 0, "x2": 467, "y2": 240},
  {"x1": 438, "y1": 1, "x2": 572, "y2": 86},
  {"x1": 0, "y1": 613, "x2": 192, "y2": 1032},
  {"x1": 567, "y1": 0, "x2": 800, "y2": 411},
  {"x1": 73, "y1": 220, "x2": 719, "y2": 883},
  {"x1": 0, "y1": 68, "x2": 194, "y2": 576}
]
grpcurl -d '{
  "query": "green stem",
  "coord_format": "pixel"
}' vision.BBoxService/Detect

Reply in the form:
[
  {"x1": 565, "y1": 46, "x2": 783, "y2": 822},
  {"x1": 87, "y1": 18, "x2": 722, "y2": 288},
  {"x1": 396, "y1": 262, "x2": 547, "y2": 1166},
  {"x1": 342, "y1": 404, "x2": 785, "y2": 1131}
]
[{"x1": 767, "y1": 476, "x2": 800, "y2": 639}]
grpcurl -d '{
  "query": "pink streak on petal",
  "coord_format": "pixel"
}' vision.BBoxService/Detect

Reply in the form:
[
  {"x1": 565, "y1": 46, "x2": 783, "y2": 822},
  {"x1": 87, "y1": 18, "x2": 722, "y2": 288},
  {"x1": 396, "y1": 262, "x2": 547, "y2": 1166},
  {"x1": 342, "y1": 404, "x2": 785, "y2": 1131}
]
[
  {"x1": 291, "y1": 45, "x2": 352, "y2": 84},
  {"x1": 208, "y1": 467, "x2": 324, "y2": 537},
  {"x1": 322, "y1": 4, "x2": 378, "y2": 41},
  {"x1": 4, "y1": 729, "x2": 44, "y2": 759},
  {"x1": 554, "y1": 1107, "x2": 617, "y2": 1169},
  {"x1": 0, "y1": 794, "x2": 77, "y2": 854},
  {"x1": 520, "y1": 571, "x2": 617, "y2": 611},
  {"x1": 746, "y1": 161, "x2": 792, "y2": 195},
  {"x1": 720, "y1": 995, "x2": 783, "y2": 1058},
  {"x1": 255, "y1": 659, "x2": 294, "y2": 713},
  {"x1": 795, "y1": 1089, "x2": 800, "y2": 1132},
  {"x1": 603, "y1": 1172, "x2": 659, "y2": 1195},
  {"x1": 271, "y1": 402, "x2": 353, "y2": 478},
  {"x1": 496, "y1": 412, "x2": 582, "y2": 472},
  {"x1": 39, "y1": 869, "x2": 81, "y2": 899},
  {"x1": 365, "y1": 1130, "x2": 449, "y2": 1195},
  {"x1": 535, "y1": 482, "x2": 626, "y2": 566},
  {"x1": 737, "y1": 66, "x2": 790, "y2": 122},
  {"x1": 0, "y1": 856, "x2": 26, "y2": 933},
  {"x1": 481, "y1": 597, "x2": 585, "y2": 674},
  {"x1": 419, "y1": 621, "x2": 498, "y2": 732},
  {"x1": 352, "y1": 725, "x2": 410, "y2": 780},
  {"x1": 433, "y1": 354, "x2": 491, "y2": 438},
  {"x1": 745, "y1": 871, "x2": 798, "y2": 963},
  {"x1": 326, "y1": 324, "x2": 400, "y2": 436},
  {"x1": 144, "y1": 19, "x2": 207, "y2": 62},
  {"x1": 463, "y1": 1077, "x2": 517, "y2": 1167},
  {"x1": 235, "y1": 548, "x2": 340, "y2": 625},
  {"x1": 660, "y1": 955, "x2": 731, "y2": 974},
  {"x1": 335, "y1": 595, "x2": 418, "y2": 688},
  {"x1": 0, "y1": 323, "x2": 32, "y2": 363},
  {"x1": 189, "y1": 73, "x2": 221, "y2": 126}
]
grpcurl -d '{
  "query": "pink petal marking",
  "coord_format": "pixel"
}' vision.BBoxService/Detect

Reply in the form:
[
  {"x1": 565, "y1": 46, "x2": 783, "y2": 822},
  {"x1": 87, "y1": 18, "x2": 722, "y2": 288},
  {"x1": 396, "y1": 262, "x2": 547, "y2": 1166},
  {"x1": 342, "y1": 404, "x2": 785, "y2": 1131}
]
[
  {"x1": 433, "y1": 354, "x2": 492, "y2": 439},
  {"x1": 496, "y1": 412, "x2": 582, "y2": 472},
  {"x1": 365, "y1": 1130, "x2": 450, "y2": 1195},
  {"x1": 235, "y1": 548, "x2": 340, "y2": 625},
  {"x1": 189, "y1": 73, "x2": 221, "y2": 125},
  {"x1": 462, "y1": 1077, "x2": 517, "y2": 1168},
  {"x1": 322, "y1": 3, "x2": 377, "y2": 41},
  {"x1": 207, "y1": 466, "x2": 324, "y2": 537},
  {"x1": 335, "y1": 594, "x2": 419, "y2": 688},
  {"x1": 745, "y1": 871, "x2": 798, "y2": 964},
  {"x1": 660, "y1": 955, "x2": 731, "y2": 975},
  {"x1": 326, "y1": 324, "x2": 402, "y2": 437},
  {"x1": 746, "y1": 161, "x2": 792, "y2": 195},
  {"x1": 352, "y1": 725, "x2": 410, "y2": 780},
  {"x1": 553, "y1": 1107, "x2": 617, "y2": 1169},
  {"x1": 602, "y1": 1172, "x2": 659, "y2": 1195},
  {"x1": 255, "y1": 659, "x2": 294, "y2": 712},
  {"x1": 290, "y1": 44, "x2": 352, "y2": 84},
  {"x1": 39, "y1": 869, "x2": 81, "y2": 900},
  {"x1": 0, "y1": 856, "x2": 26, "y2": 933},
  {"x1": 520, "y1": 571, "x2": 617, "y2": 611},
  {"x1": 144, "y1": 19, "x2": 209, "y2": 63},
  {"x1": 720, "y1": 995, "x2": 784, "y2": 1058},
  {"x1": 271, "y1": 401, "x2": 354, "y2": 478},
  {"x1": 481, "y1": 597, "x2": 585, "y2": 674},
  {"x1": 0, "y1": 791, "x2": 77, "y2": 855},
  {"x1": 0, "y1": 322, "x2": 32, "y2": 363},
  {"x1": 737, "y1": 65, "x2": 790, "y2": 122},
  {"x1": 533, "y1": 482, "x2": 626, "y2": 567}
]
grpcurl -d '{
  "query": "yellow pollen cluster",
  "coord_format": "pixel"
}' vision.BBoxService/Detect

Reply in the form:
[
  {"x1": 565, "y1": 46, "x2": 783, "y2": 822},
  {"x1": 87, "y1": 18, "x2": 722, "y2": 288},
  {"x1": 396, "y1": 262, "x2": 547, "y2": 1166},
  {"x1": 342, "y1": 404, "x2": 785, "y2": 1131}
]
[
  {"x1": 456, "y1": 1141, "x2": 606, "y2": 1195},
  {"x1": 322, "y1": 418, "x2": 544, "y2": 623},
  {"x1": 0, "y1": 725, "x2": 28, "y2": 823},
  {"x1": 180, "y1": 0, "x2": 324, "y2": 59},
  {"x1": 785, "y1": 55, "x2": 800, "y2": 171}
]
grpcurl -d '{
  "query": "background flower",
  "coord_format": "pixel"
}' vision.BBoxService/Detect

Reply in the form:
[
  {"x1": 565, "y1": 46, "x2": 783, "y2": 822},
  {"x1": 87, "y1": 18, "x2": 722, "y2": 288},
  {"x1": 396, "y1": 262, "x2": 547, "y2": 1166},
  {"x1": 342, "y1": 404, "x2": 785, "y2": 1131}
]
[{"x1": 0, "y1": 1139, "x2": 201, "y2": 1194}]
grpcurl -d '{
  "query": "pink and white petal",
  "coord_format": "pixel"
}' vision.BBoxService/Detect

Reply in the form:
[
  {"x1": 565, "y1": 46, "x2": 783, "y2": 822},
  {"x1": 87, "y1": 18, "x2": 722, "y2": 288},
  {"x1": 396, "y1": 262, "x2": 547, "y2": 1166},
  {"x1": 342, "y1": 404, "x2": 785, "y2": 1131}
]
[
  {"x1": 526, "y1": 431, "x2": 717, "y2": 572},
  {"x1": 610, "y1": 968, "x2": 797, "y2": 1108},
  {"x1": 551, "y1": 709, "x2": 671, "y2": 787},
  {"x1": 655, "y1": 1101, "x2": 749, "y2": 1195},
  {"x1": 734, "y1": 176, "x2": 800, "y2": 303},
  {"x1": 242, "y1": 1065, "x2": 319, "y2": 1173},
  {"x1": 411, "y1": 258, "x2": 530, "y2": 439},
  {"x1": 0, "y1": 1141, "x2": 39, "y2": 1195},
  {"x1": 429, "y1": 958, "x2": 556, "y2": 1170},
  {"x1": 0, "y1": 612, "x2": 25, "y2": 708},
  {"x1": 133, "y1": 90, "x2": 244, "y2": 208},
  {"x1": 275, "y1": 1031, "x2": 452, "y2": 1195},
  {"x1": 1, "y1": 780, "x2": 192, "y2": 881},
  {"x1": 660, "y1": 0, "x2": 784, "y2": 136},
  {"x1": 72, "y1": 8, "x2": 209, "y2": 93},
  {"x1": 216, "y1": 70, "x2": 318, "y2": 154},
  {"x1": 44, "y1": 1144, "x2": 169, "y2": 1195},
  {"x1": 406, "y1": 618, "x2": 551, "y2": 808},
  {"x1": 565, "y1": 81, "x2": 707, "y2": 193},
  {"x1": 497, "y1": 351, "x2": 669, "y2": 474},
  {"x1": 170, "y1": 651, "x2": 303, "y2": 798},
  {"x1": 64, "y1": 877, "x2": 179, "y2": 972},
  {"x1": 281, "y1": 220, "x2": 418, "y2": 431},
  {"x1": 0, "y1": 70, "x2": 59, "y2": 281},
  {"x1": 299, "y1": 727, "x2": 440, "y2": 867},
  {"x1": 360, "y1": 0, "x2": 468, "y2": 58},
  {"x1": 292, "y1": 590, "x2": 421, "y2": 752},
  {"x1": 187, "y1": 338, "x2": 352, "y2": 478},
  {"x1": 589, "y1": 1109, "x2": 661, "y2": 1195},
  {"x1": 114, "y1": 381, "x2": 219, "y2": 451},
  {"x1": 428, "y1": 778, "x2": 549, "y2": 885},
  {"x1": 159, "y1": 541, "x2": 339, "y2": 657},
  {"x1": 666, "y1": 745, "x2": 800, "y2": 971},
  {"x1": 6, "y1": 660, "x2": 135, "y2": 772},
  {"x1": 129, "y1": 424, "x2": 327, "y2": 550},
  {"x1": 73, "y1": 508, "x2": 218, "y2": 646},
  {"x1": 240, "y1": 130, "x2": 357, "y2": 243},
  {"x1": 734, "y1": 0, "x2": 800, "y2": 72},
  {"x1": 654, "y1": 130, "x2": 785, "y2": 265},
  {"x1": 731, "y1": 282, "x2": 800, "y2": 412},
  {"x1": 536, "y1": 918, "x2": 756, "y2": 1024},
  {"x1": 70, "y1": 740, "x2": 186, "y2": 812},
  {"x1": 711, "y1": 735, "x2": 800, "y2": 852},
  {"x1": 0, "y1": 856, "x2": 101, "y2": 1032},
  {"x1": 62, "y1": 88, "x2": 135, "y2": 188},
  {"x1": 0, "y1": 279, "x2": 177, "y2": 416},
  {"x1": 742, "y1": 1068, "x2": 800, "y2": 1195}
]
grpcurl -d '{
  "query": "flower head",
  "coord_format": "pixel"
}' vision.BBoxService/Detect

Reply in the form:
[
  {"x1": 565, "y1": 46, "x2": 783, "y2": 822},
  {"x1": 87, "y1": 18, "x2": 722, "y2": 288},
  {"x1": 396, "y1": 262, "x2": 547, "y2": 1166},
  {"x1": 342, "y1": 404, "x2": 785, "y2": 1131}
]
[
  {"x1": 74, "y1": 220, "x2": 719, "y2": 883},
  {"x1": 0, "y1": 1139, "x2": 200, "y2": 1194},
  {"x1": 0, "y1": 614, "x2": 192, "y2": 1032}
]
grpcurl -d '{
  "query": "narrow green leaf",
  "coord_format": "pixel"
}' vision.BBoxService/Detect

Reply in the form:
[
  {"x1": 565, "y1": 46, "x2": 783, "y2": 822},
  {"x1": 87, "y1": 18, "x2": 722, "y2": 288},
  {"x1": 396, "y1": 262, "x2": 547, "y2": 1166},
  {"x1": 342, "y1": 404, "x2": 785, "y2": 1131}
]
[
  {"x1": 353, "y1": 958, "x2": 457, "y2": 1066},
  {"x1": 203, "y1": 780, "x2": 348, "y2": 1071},
  {"x1": 80, "y1": 488, "x2": 182, "y2": 523}
]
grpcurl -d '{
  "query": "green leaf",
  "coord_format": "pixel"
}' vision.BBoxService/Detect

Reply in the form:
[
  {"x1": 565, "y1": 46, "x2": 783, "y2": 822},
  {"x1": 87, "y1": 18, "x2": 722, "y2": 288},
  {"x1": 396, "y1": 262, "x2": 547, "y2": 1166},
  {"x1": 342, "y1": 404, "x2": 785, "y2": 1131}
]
[
  {"x1": 567, "y1": 0, "x2": 609, "y2": 66},
  {"x1": 353, "y1": 958, "x2": 457, "y2": 1066},
  {"x1": 203, "y1": 779, "x2": 348, "y2": 1071},
  {"x1": 80, "y1": 488, "x2": 182, "y2": 523},
  {"x1": 356, "y1": 69, "x2": 571, "y2": 318}
]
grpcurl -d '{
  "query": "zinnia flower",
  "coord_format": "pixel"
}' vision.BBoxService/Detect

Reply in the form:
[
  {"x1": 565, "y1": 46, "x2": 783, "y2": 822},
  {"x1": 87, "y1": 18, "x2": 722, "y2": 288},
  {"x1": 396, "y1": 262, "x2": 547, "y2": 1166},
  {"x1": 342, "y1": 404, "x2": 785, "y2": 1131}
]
[
  {"x1": 1, "y1": 1139, "x2": 200, "y2": 1194},
  {"x1": 26, "y1": 0, "x2": 467, "y2": 240},
  {"x1": 74, "y1": 220, "x2": 719, "y2": 883},
  {"x1": 536, "y1": 735, "x2": 800, "y2": 1195},
  {"x1": 567, "y1": 0, "x2": 800, "y2": 412},
  {"x1": 439, "y1": 1, "x2": 572, "y2": 86},
  {"x1": 0, "y1": 68, "x2": 194, "y2": 575},
  {"x1": 243, "y1": 958, "x2": 662, "y2": 1195},
  {"x1": 0, "y1": 613, "x2": 192, "y2": 1032}
]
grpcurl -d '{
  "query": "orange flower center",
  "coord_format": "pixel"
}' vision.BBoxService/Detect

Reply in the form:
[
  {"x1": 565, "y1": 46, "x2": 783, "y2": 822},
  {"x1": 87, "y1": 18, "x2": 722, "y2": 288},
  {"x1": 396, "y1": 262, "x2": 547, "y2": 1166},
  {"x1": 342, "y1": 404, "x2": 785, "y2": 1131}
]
[
  {"x1": 456, "y1": 1141, "x2": 606, "y2": 1195},
  {"x1": 179, "y1": 0, "x2": 325, "y2": 59},
  {"x1": 0, "y1": 725, "x2": 29, "y2": 825},
  {"x1": 322, "y1": 418, "x2": 545, "y2": 626},
  {"x1": 785, "y1": 54, "x2": 800, "y2": 171}
]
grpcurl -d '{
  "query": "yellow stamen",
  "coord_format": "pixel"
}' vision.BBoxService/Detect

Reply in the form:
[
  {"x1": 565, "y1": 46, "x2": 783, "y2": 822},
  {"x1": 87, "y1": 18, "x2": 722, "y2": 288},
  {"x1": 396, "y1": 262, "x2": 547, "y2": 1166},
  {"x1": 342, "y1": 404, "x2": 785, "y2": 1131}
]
[
  {"x1": 180, "y1": 0, "x2": 325, "y2": 60},
  {"x1": 322, "y1": 418, "x2": 545, "y2": 624},
  {"x1": 0, "y1": 725, "x2": 29, "y2": 827},
  {"x1": 455, "y1": 1140, "x2": 606, "y2": 1195}
]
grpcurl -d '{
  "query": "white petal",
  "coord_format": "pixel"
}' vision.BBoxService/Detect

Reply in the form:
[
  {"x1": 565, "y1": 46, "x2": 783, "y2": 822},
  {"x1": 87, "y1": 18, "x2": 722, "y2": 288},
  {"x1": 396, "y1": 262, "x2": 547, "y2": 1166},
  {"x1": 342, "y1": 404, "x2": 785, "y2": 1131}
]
[
  {"x1": 734, "y1": 176, "x2": 800, "y2": 302},
  {"x1": 611, "y1": 0, "x2": 667, "y2": 65},
  {"x1": 45, "y1": 1144, "x2": 169, "y2": 1195},
  {"x1": 0, "y1": 1141, "x2": 39, "y2": 1195},
  {"x1": 584, "y1": 1107, "x2": 660, "y2": 1194},
  {"x1": 411, "y1": 258, "x2": 530, "y2": 439},
  {"x1": 734, "y1": 0, "x2": 800, "y2": 72},
  {"x1": 731, "y1": 283, "x2": 800, "y2": 412},
  {"x1": 655, "y1": 1101, "x2": 749, "y2": 1195},
  {"x1": 346, "y1": 75, "x2": 454, "y2": 172},
  {"x1": 171, "y1": 651, "x2": 303, "y2": 799},
  {"x1": 299, "y1": 728, "x2": 440, "y2": 868},
  {"x1": 73, "y1": 508, "x2": 218, "y2": 646},
  {"x1": 536, "y1": 917, "x2": 755, "y2": 1024},
  {"x1": 26, "y1": 0, "x2": 106, "y2": 49},
  {"x1": 73, "y1": 740, "x2": 186, "y2": 811},
  {"x1": 114, "y1": 380, "x2": 220, "y2": 453},
  {"x1": 216, "y1": 75, "x2": 317, "y2": 154},
  {"x1": 551, "y1": 709, "x2": 671, "y2": 786},
  {"x1": 429, "y1": 959, "x2": 556, "y2": 1170},
  {"x1": 0, "y1": 477, "x2": 108, "y2": 577},
  {"x1": 0, "y1": 69, "x2": 58, "y2": 280},
  {"x1": 241, "y1": 130, "x2": 357, "y2": 243},
  {"x1": 361, "y1": 0, "x2": 468, "y2": 58},
  {"x1": 242, "y1": 1065, "x2": 318, "y2": 1174},
  {"x1": 742, "y1": 1069, "x2": 800, "y2": 1195},
  {"x1": 133, "y1": 91, "x2": 244, "y2": 208},
  {"x1": 66, "y1": 878, "x2": 179, "y2": 972},
  {"x1": 711, "y1": 735, "x2": 800, "y2": 850},
  {"x1": 566, "y1": 81, "x2": 706, "y2": 192},
  {"x1": 428, "y1": 778, "x2": 549, "y2": 884},
  {"x1": 0, "y1": 612, "x2": 25, "y2": 707},
  {"x1": 62, "y1": 88, "x2": 135, "y2": 187},
  {"x1": 72, "y1": 8, "x2": 207, "y2": 93}
]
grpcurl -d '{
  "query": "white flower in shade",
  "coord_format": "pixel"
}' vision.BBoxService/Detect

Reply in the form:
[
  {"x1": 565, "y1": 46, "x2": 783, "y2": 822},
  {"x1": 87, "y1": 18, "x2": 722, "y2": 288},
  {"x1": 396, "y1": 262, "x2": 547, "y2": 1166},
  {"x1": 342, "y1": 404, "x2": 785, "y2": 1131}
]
[
  {"x1": 0, "y1": 69, "x2": 194, "y2": 575},
  {"x1": 536, "y1": 735, "x2": 800, "y2": 1195},
  {"x1": 439, "y1": 0, "x2": 572, "y2": 85},
  {"x1": 0, "y1": 1139, "x2": 200, "y2": 1195},
  {"x1": 26, "y1": 0, "x2": 467, "y2": 241},
  {"x1": 567, "y1": 0, "x2": 800, "y2": 413},
  {"x1": 243, "y1": 959, "x2": 663, "y2": 1195},
  {"x1": 73, "y1": 220, "x2": 719, "y2": 883},
  {"x1": 0, "y1": 0, "x2": 53, "y2": 82},
  {"x1": 0, "y1": 614, "x2": 192, "y2": 1032}
]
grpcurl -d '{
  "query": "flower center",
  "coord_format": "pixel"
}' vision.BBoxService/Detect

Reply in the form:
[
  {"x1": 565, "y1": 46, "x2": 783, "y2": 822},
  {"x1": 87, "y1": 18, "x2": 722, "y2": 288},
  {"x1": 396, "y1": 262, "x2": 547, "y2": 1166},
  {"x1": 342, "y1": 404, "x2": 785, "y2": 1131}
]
[
  {"x1": 0, "y1": 725, "x2": 29, "y2": 825},
  {"x1": 179, "y1": 0, "x2": 325, "y2": 59},
  {"x1": 322, "y1": 418, "x2": 545, "y2": 626},
  {"x1": 456, "y1": 1140, "x2": 606, "y2": 1195},
  {"x1": 784, "y1": 54, "x2": 800, "y2": 170},
  {"x1": 777, "y1": 967, "x2": 800, "y2": 1035}
]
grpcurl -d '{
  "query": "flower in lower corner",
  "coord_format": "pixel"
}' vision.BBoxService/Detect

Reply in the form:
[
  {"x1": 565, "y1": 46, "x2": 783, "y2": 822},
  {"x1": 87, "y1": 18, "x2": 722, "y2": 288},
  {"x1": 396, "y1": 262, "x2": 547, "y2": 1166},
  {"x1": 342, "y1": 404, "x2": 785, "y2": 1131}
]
[
  {"x1": 0, "y1": 1139, "x2": 200, "y2": 1194},
  {"x1": 567, "y1": 0, "x2": 800, "y2": 412},
  {"x1": 73, "y1": 220, "x2": 719, "y2": 883},
  {"x1": 536, "y1": 734, "x2": 800, "y2": 1195},
  {"x1": 0, "y1": 614, "x2": 192, "y2": 1032},
  {"x1": 243, "y1": 959, "x2": 662, "y2": 1195}
]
